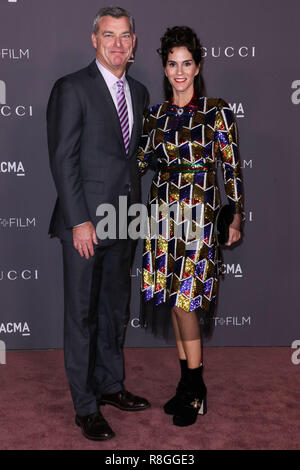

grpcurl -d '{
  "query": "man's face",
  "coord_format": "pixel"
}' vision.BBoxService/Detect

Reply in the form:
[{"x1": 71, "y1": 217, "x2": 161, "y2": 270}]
[{"x1": 91, "y1": 15, "x2": 136, "y2": 76}]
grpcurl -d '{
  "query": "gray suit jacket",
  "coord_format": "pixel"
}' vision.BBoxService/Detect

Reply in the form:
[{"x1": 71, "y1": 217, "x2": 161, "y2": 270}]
[{"x1": 47, "y1": 60, "x2": 149, "y2": 242}]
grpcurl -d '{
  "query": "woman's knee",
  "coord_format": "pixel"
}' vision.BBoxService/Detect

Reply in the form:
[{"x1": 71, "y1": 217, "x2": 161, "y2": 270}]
[{"x1": 172, "y1": 306, "x2": 186, "y2": 318}]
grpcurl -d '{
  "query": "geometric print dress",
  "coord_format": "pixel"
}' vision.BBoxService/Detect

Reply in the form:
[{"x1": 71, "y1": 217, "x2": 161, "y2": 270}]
[{"x1": 137, "y1": 96, "x2": 243, "y2": 332}]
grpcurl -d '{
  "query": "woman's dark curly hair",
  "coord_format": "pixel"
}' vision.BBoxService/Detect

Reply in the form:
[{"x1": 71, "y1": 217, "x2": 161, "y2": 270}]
[{"x1": 157, "y1": 26, "x2": 204, "y2": 100}]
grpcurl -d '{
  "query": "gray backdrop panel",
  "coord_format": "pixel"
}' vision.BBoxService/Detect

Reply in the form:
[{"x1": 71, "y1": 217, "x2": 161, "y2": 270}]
[{"x1": 0, "y1": 0, "x2": 298, "y2": 348}]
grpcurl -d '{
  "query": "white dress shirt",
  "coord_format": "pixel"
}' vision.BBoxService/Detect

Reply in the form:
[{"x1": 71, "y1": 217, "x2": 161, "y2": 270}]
[{"x1": 96, "y1": 58, "x2": 134, "y2": 137}]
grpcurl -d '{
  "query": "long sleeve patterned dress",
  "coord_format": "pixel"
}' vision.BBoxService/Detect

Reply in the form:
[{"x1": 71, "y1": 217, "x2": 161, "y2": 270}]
[{"x1": 137, "y1": 96, "x2": 243, "y2": 336}]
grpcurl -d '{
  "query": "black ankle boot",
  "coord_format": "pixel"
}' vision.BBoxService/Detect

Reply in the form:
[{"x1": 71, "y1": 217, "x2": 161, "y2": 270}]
[
  {"x1": 173, "y1": 365, "x2": 207, "y2": 427},
  {"x1": 163, "y1": 359, "x2": 188, "y2": 415}
]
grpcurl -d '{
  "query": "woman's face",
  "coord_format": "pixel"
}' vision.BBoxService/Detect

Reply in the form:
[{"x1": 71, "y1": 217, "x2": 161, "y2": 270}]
[{"x1": 165, "y1": 46, "x2": 200, "y2": 97}]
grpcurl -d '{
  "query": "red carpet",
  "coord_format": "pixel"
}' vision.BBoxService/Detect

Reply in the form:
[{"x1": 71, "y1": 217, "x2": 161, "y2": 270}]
[{"x1": 0, "y1": 348, "x2": 299, "y2": 450}]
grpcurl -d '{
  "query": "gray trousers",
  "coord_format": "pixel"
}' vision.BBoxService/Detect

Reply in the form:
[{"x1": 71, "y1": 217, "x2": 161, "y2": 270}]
[{"x1": 61, "y1": 239, "x2": 132, "y2": 416}]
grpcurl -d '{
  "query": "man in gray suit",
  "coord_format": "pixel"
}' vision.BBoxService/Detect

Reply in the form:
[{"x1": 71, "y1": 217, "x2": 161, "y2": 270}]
[{"x1": 47, "y1": 6, "x2": 150, "y2": 441}]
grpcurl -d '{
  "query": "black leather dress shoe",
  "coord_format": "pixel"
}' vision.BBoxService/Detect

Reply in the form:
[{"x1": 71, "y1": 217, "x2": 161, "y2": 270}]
[
  {"x1": 75, "y1": 411, "x2": 115, "y2": 441},
  {"x1": 100, "y1": 390, "x2": 151, "y2": 411}
]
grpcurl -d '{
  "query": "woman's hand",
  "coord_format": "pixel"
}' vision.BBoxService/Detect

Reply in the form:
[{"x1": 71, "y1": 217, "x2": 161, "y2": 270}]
[
  {"x1": 225, "y1": 213, "x2": 242, "y2": 246},
  {"x1": 225, "y1": 227, "x2": 241, "y2": 246}
]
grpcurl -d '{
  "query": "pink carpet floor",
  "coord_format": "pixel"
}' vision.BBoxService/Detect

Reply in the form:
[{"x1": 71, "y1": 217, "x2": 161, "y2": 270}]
[{"x1": 0, "y1": 347, "x2": 299, "y2": 450}]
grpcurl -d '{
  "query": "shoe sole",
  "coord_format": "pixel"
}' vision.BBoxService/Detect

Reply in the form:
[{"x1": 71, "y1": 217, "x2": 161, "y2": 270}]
[
  {"x1": 164, "y1": 404, "x2": 178, "y2": 415},
  {"x1": 75, "y1": 417, "x2": 115, "y2": 441},
  {"x1": 165, "y1": 407, "x2": 207, "y2": 416},
  {"x1": 164, "y1": 409, "x2": 175, "y2": 415},
  {"x1": 173, "y1": 410, "x2": 207, "y2": 427},
  {"x1": 100, "y1": 401, "x2": 151, "y2": 412}
]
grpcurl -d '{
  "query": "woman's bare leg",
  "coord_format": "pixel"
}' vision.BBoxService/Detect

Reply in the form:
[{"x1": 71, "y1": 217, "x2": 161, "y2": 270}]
[
  {"x1": 172, "y1": 306, "x2": 202, "y2": 368},
  {"x1": 171, "y1": 309, "x2": 186, "y2": 360}
]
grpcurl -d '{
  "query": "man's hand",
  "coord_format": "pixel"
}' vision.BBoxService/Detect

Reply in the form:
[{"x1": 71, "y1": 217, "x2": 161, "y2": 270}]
[{"x1": 73, "y1": 221, "x2": 98, "y2": 259}]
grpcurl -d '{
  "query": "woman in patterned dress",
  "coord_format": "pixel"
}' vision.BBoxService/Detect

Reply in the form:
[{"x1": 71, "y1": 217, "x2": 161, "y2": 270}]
[{"x1": 137, "y1": 26, "x2": 243, "y2": 426}]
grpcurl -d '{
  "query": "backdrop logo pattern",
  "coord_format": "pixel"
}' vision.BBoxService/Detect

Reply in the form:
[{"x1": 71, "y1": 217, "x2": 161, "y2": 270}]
[
  {"x1": 201, "y1": 46, "x2": 256, "y2": 58},
  {"x1": 1, "y1": 49, "x2": 30, "y2": 60},
  {"x1": 212, "y1": 315, "x2": 251, "y2": 327},
  {"x1": 243, "y1": 210, "x2": 253, "y2": 222},
  {"x1": 0, "y1": 269, "x2": 38, "y2": 281},
  {"x1": 0, "y1": 161, "x2": 25, "y2": 175},
  {"x1": 0, "y1": 105, "x2": 33, "y2": 117},
  {"x1": 0, "y1": 80, "x2": 33, "y2": 116},
  {"x1": 0, "y1": 322, "x2": 31, "y2": 336},
  {"x1": 131, "y1": 317, "x2": 141, "y2": 328},
  {"x1": 131, "y1": 268, "x2": 142, "y2": 278},
  {"x1": 221, "y1": 263, "x2": 243, "y2": 278},
  {"x1": 0, "y1": 217, "x2": 36, "y2": 229},
  {"x1": 0, "y1": 80, "x2": 6, "y2": 105},
  {"x1": 230, "y1": 102, "x2": 245, "y2": 118},
  {"x1": 241, "y1": 159, "x2": 252, "y2": 168},
  {"x1": 129, "y1": 315, "x2": 252, "y2": 328},
  {"x1": 217, "y1": 158, "x2": 252, "y2": 169}
]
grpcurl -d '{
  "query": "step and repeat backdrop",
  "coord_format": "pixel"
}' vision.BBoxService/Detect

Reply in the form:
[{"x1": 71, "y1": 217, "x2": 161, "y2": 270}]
[{"x1": 0, "y1": 0, "x2": 299, "y2": 349}]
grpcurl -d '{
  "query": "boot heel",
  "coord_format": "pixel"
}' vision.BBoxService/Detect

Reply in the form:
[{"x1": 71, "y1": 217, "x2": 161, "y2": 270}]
[{"x1": 198, "y1": 396, "x2": 207, "y2": 415}]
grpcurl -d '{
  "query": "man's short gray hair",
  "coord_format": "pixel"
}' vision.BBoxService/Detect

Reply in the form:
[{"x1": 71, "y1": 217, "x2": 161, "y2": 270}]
[{"x1": 92, "y1": 6, "x2": 134, "y2": 35}]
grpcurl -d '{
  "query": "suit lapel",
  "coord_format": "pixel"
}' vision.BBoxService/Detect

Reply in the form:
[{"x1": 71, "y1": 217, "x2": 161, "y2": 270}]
[
  {"x1": 89, "y1": 61, "x2": 126, "y2": 153},
  {"x1": 88, "y1": 61, "x2": 141, "y2": 159}
]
